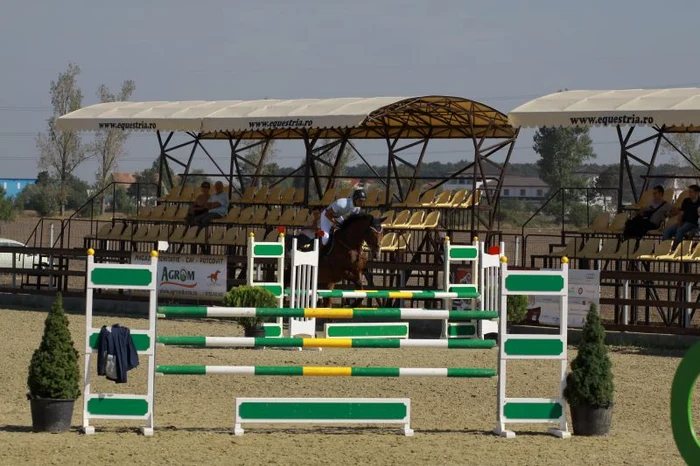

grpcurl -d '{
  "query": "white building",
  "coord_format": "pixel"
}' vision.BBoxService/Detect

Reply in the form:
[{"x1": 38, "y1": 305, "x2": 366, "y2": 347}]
[{"x1": 441, "y1": 175, "x2": 549, "y2": 200}]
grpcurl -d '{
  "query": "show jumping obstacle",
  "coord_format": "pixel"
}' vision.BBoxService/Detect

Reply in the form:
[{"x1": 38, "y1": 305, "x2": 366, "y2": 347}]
[
  {"x1": 247, "y1": 231, "x2": 502, "y2": 340},
  {"x1": 80, "y1": 240, "x2": 572, "y2": 438}
]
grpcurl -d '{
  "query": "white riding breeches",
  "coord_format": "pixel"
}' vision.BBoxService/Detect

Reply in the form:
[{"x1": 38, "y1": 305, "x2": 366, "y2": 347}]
[{"x1": 319, "y1": 211, "x2": 334, "y2": 245}]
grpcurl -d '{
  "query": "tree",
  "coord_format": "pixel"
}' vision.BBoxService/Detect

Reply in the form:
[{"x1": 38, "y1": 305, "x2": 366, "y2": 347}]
[
  {"x1": 36, "y1": 63, "x2": 90, "y2": 216},
  {"x1": 533, "y1": 126, "x2": 596, "y2": 222},
  {"x1": 660, "y1": 133, "x2": 700, "y2": 173},
  {"x1": 235, "y1": 139, "x2": 280, "y2": 189},
  {"x1": 16, "y1": 172, "x2": 89, "y2": 217},
  {"x1": 183, "y1": 169, "x2": 211, "y2": 188},
  {"x1": 594, "y1": 165, "x2": 619, "y2": 211},
  {"x1": 16, "y1": 174, "x2": 60, "y2": 217},
  {"x1": 0, "y1": 186, "x2": 16, "y2": 222},
  {"x1": 291, "y1": 139, "x2": 357, "y2": 196},
  {"x1": 89, "y1": 80, "x2": 136, "y2": 214},
  {"x1": 130, "y1": 156, "x2": 174, "y2": 204},
  {"x1": 111, "y1": 185, "x2": 137, "y2": 216}
]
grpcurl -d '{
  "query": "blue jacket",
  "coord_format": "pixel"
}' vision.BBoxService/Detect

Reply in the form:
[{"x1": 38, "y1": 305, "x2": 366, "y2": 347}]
[{"x1": 97, "y1": 324, "x2": 139, "y2": 383}]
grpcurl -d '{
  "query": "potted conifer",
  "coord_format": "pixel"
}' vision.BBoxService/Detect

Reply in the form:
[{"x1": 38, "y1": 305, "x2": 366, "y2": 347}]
[
  {"x1": 506, "y1": 295, "x2": 529, "y2": 331},
  {"x1": 563, "y1": 302, "x2": 615, "y2": 436},
  {"x1": 26, "y1": 293, "x2": 81, "y2": 432},
  {"x1": 223, "y1": 285, "x2": 277, "y2": 338}
]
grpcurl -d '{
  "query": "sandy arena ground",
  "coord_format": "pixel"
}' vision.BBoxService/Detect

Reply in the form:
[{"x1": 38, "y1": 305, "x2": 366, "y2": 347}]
[{"x1": 0, "y1": 307, "x2": 697, "y2": 466}]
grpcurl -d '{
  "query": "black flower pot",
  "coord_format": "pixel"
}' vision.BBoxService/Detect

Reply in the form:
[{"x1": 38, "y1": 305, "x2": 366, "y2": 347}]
[
  {"x1": 244, "y1": 326, "x2": 266, "y2": 338},
  {"x1": 244, "y1": 325, "x2": 266, "y2": 349},
  {"x1": 570, "y1": 402, "x2": 614, "y2": 436},
  {"x1": 29, "y1": 398, "x2": 75, "y2": 433}
]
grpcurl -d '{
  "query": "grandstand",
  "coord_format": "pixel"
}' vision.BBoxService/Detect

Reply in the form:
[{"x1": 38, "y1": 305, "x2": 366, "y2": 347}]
[{"x1": 2, "y1": 89, "x2": 699, "y2": 334}]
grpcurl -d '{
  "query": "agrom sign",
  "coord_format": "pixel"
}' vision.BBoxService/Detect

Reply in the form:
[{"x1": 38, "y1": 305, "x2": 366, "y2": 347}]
[{"x1": 131, "y1": 253, "x2": 227, "y2": 299}]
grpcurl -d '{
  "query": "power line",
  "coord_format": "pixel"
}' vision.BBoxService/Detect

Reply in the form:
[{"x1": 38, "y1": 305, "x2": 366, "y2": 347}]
[
  {"x1": 0, "y1": 141, "x2": 624, "y2": 163},
  {"x1": 3, "y1": 80, "x2": 700, "y2": 113}
]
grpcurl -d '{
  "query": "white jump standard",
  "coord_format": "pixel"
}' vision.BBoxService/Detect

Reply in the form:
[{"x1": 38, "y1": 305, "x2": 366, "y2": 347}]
[
  {"x1": 494, "y1": 256, "x2": 572, "y2": 439},
  {"x1": 81, "y1": 247, "x2": 160, "y2": 436}
]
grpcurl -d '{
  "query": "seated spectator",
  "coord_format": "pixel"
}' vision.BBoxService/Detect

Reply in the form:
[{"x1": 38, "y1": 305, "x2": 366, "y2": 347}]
[
  {"x1": 192, "y1": 181, "x2": 229, "y2": 228},
  {"x1": 621, "y1": 185, "x2": 672, "y2": 241},
  {"x1": 184, "y1": 182, "x2": 211, "y2": 226},
  {"x1": 663, "y1": 184, "x2": 700, "y2": 248}
]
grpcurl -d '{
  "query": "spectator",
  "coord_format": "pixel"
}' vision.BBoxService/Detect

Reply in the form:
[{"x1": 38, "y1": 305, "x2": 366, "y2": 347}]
[
  {"x1": 184, "y1": 182, "x2": 211, "y2": 226},
  {"x1": 193, "y1": 181, "x2": 228, "y2": 228},
  {"x1": 621, "y1": 185, "x2": 671, "y2": 241},
  {"x1": 662, "y1": 184, "x2": 700, "y2": 248}
]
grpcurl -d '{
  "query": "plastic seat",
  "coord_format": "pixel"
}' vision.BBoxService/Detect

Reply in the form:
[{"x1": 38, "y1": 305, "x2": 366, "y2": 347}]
[
  {"x1": 579, "y1": 213, "x2": 610, "y2": 233},
  {"x1": 420, "y1": 211, "x2": 441, "y2": 229},
  {"x1": 394, "y1": 211, "x2": 424, "y2": 229},
  {"x1": 638, "y1": 239, "x2": 673, "y2": 259},
  {"x1": 424, "y1": 190, "x2": 451, "y2": 208}
]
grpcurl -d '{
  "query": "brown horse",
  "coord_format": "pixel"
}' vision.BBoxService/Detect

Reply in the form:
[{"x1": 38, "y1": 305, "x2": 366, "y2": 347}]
[{"x1": 317, "y1": 213, "x2": 383, "y2": 308}]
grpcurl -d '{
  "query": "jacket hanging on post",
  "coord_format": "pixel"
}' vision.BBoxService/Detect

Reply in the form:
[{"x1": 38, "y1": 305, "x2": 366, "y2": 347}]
[{"x1": 97, "y1": 324, "x2": 139, "y2": 383}]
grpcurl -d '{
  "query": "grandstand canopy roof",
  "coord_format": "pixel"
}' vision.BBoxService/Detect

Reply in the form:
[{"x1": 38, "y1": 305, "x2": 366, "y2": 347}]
[
  {"x1": 508, "y1": 88, "x2": 700, "y2": 132},
  {"x1": 55, "y1": 96, "x2": 515, "y2": 139}
]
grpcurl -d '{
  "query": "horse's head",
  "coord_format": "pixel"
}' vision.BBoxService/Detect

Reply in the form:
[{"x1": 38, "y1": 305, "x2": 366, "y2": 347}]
[
  {"x1": 336, "y1": 213, "x2": 383, "y2": 260},
  {"x1": 366, "y1": 216, "x2": 383, "y2": 260}
]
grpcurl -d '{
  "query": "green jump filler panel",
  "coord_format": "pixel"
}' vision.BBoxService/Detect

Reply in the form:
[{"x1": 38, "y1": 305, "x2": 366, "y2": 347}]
[
  {"x1": 447, "y1": 323, "x2": 476, "y2": 338},
  {"x1": 261, "y1": 284, "x2": 284, "y2": 297},
  {"x1": 253, "y1": 243, "x2": 284, "y2": 257},
  {"x1": 503, "y1": 401, "x2": 564, "y2": 421},
  {"x1": 504, "y1": 338, "x2": 564, "y2": 357},
  {"x1": 89, "y1": 333, "x2": 152, "y2": 352},
  {"x1": 234, "y1": 398, "x2": 414, "y2": 436},
  {"x1": 86, "y1": 397, "x2": 150, "y2": 417},
  {"x1": 90, "y1": 268, "x2": 152, "y2": 287},
  {"x1": 504, "y1": 274, "x2": 564, "y2": 293},
  {"x1": 324, "y1": 323, "x2": 410, "y2": 339},
  {"x1": 448, "y1": 246, "x2": 478, "y2": 260}
]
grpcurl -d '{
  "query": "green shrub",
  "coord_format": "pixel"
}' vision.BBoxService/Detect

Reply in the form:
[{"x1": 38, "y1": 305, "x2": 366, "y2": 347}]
[
  {"x1": 506, "y1": 295, "x2": 529, "y2": 324},
  {"x1": 223, "y1": 285, "x2": 278, "y2": 329},
  {"x1": 563, "y1": 303, "x2": 614, "y2": 406},
  {"x1": 27, "y1": 293, "x2": 81, "y2": 400}
]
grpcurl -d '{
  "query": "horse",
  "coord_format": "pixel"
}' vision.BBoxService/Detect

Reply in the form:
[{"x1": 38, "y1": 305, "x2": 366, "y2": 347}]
[{"x1": 316, "y1": 213, "x2": 383, "y2": 308}]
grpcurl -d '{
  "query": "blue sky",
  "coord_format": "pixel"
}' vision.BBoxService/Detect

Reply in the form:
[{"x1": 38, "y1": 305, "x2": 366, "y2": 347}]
[{"x1": 1, "y1": 0, "x2": 699, "y2": 181}]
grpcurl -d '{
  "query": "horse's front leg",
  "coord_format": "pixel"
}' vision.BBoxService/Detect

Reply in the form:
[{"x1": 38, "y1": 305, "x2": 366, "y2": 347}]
[
  {"x1": 324, "y1": 282, "x2": 335, "y2": 309},
  {"x1": 342, "y1": 268, "x2": 365, "y2": 309}
]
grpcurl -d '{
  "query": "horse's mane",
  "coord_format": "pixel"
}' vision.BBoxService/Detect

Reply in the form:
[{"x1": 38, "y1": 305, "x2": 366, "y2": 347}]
[{"x1": 337, "y1": 213, "x2": 382, "y2": 233}]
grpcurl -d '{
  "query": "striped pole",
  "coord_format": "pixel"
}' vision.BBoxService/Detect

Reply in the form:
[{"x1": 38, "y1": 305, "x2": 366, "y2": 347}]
[
  {"x1": 156, "y1": 365, "x2": 497, "y2": 377},
  {"x1": 157, "y1": 307, "x2": 498, "y2": 321},
  {"x1": 307, "y1": 289, "x2": 479, "y2": 299},
  {"x1": 156, "y1": 336, "x2": 497, "y2": 349}
]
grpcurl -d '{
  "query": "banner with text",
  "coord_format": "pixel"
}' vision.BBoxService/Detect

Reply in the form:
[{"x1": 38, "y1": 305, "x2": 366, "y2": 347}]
[
  {"x1": 130, "y1": 253, "x2": 227, "y2": 299},
  {"x1": 532, "y1": 269, "x2": 600, "y2": 328}
]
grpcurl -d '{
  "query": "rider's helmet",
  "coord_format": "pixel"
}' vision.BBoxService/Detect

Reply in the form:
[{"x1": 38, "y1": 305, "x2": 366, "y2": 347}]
[{"x1": 352, "y1": 189, "x2": 367, "y2": 202}]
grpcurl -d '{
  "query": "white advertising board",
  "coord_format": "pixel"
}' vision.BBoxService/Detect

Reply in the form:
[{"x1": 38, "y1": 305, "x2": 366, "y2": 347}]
[
  {"x1": 533, "y1": 269, "x2": 600, "y2": 328},
  {"x1": 131, "y1": 252, "x2": 227, "y2": 299}
]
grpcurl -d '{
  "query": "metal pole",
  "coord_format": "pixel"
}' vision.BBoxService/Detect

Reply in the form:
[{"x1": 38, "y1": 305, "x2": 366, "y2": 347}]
[{"x1": 49, "y1": 223, "x2": 55, "y2": 290}]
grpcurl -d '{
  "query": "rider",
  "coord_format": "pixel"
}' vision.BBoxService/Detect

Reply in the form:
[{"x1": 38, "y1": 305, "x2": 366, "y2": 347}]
[{"x1": 319, "y1": 189, "x2": 367, "y2": 246}]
